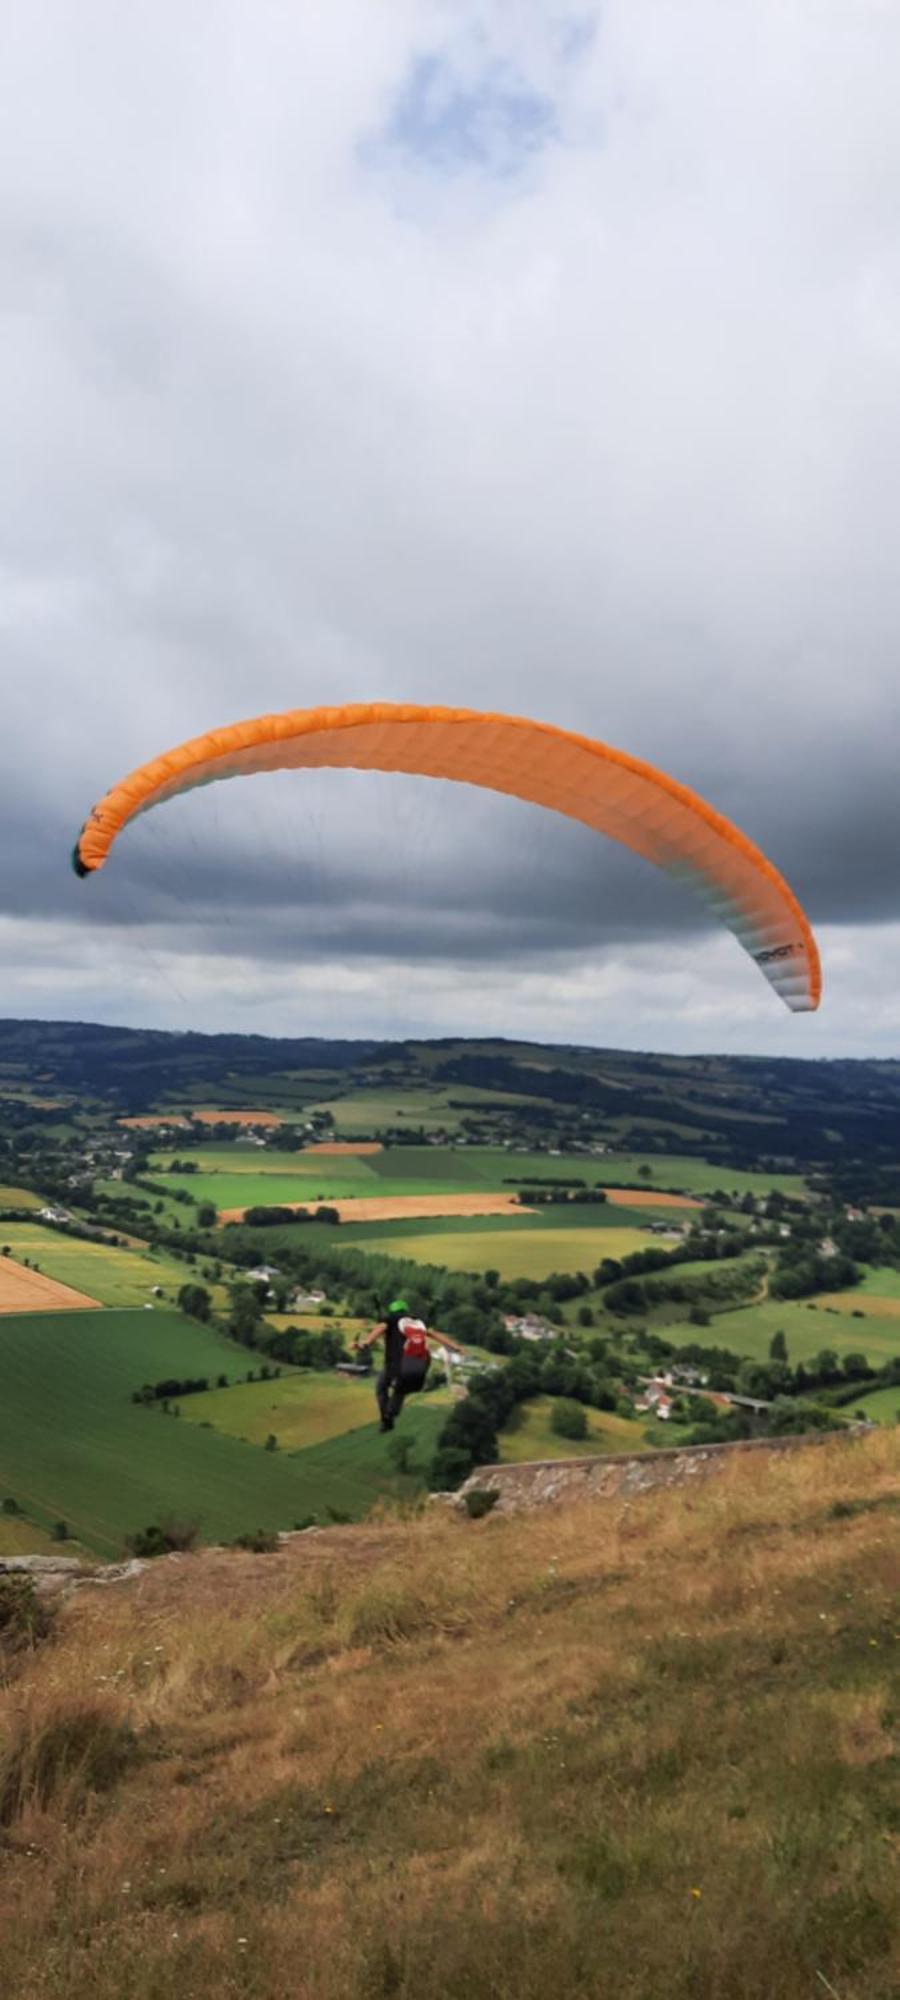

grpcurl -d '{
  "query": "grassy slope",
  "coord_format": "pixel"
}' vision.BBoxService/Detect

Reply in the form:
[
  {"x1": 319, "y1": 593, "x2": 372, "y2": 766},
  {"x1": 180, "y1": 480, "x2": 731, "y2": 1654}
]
[
  {"x1": 153, "y1": 1142, "x2": 808, "y2": 1214},
  {"x1": 305, "y1": 1086, "x2": 545, "y2": 1131},
  {"x1": 0, "y1": 1309, "x2": 437, "y2": 1554},
  {"x1": 818, "y1": 1267, "x2": 900, "y2": 1317},
  {"x1": 0, "y1": 1430, "x2": 895, "y2": 2000},
  {"x1": 326, "y1": 1222, "x2": 653, "y2": 1280},
  {"x1": 0, "y1": 1187, "x2": 42, "y2": 1210},
  {"x1": 498, "y1": 1395, "x2": 648, "y2": 1461},
  {"x1": 0, "y1": 1222, "x2": 226, "y2": 1311},
  {"x1": 678, "y1": 1297, "x2": 900, "y2": 1368},
  {"x1": 0, "y1": 1515, "x2": 79, "y2": 1557},
  {"x1": 852, "y1": 1384, "x2": 900, "y2": 1423},
  {"x1": 178, "y1": 1371, "x2": 451, "y2": 1450}
]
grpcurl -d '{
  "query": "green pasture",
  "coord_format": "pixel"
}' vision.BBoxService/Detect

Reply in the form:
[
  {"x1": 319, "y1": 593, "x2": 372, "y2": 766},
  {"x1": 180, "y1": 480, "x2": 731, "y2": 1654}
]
[
  {"x1": 0, "y1": 1514, "x2": 79, "y2": 1558},
  {"x1": 305, "y1": 1086, "x2": 544, "y2": 1133},
  {"x1": 371, "y1": 1145, "x2": 806, "y2": 1200},
  {"x1": 155, "y1": 1172, "x2": 364, "y2": 1211},
  {"x1": 498, "y1": 1396, "x2": 648, "y2": 1464},
  {"x1": 152, "y1": 1139, "x2": 806, "y2": 1216},
  {"x1": 0, "y1": 1308, "x2": 438, "y2": 1553},
  {"x1": 0, "y1": 1222, "x2": 228, "y2": 1311},
  {"x1": 178, "y1": 1371, "x2": 453, "y2": 1451},
  {"x1": 274, "y1": 1399, "x2": 451, "y2": 1510},
  {"x1": 222, "y1": 1206, "x2": 659, "y2": 1279},
  {"x1": 852, "y1": 1384, "x2": 900, "y2": 1424},
  {"x1": 659, "y1": 1297, "x2": 900, "y2": 1369},
  {"x1": 818, "y1": 1267, "x2": 900, "y2": 1317},
  {"x1": 94, "y1": 1177, "x2": 197, "y2": 1233},
  {"x1": 0, "y1": 1186, "x2": 42, "y2": 1211},
  {"x1": 332, "y1": 1222, "x2": 653, "y2": 1281},
  {"x1": 151, "y1": 1146, "x2": 379, "y2": 1182}
]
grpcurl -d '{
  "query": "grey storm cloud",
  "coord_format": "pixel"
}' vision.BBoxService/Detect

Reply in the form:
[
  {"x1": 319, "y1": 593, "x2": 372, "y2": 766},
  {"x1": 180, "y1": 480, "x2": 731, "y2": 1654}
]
[{"x1": 2, "y1": 0, "x2": 900, "y2": 1053}]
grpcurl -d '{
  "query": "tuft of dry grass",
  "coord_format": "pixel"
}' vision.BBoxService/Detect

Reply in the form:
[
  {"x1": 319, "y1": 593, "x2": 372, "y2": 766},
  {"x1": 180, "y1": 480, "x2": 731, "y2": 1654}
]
[{"x1": 0, "y1": 1430, "x2": 896, "y2": 1998}]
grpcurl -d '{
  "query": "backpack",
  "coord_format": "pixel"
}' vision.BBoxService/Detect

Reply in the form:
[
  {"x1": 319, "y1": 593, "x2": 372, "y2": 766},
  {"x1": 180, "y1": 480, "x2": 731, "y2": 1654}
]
[{"x1": 398, "y1": 1317, "x2": 430, "y2": 1384}]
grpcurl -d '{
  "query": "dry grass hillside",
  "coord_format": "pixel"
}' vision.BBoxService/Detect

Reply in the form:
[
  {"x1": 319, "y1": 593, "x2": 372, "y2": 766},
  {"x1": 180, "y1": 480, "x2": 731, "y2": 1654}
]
[{"x1": 0, "y1": 1431, "x2": 897, "y2": 2000}]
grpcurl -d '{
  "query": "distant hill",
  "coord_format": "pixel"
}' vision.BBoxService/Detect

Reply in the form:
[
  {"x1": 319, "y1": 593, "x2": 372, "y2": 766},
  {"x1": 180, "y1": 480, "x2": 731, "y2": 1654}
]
[{"x1": 1, "y1": 1016, "x2": 899, "y2": 1176}]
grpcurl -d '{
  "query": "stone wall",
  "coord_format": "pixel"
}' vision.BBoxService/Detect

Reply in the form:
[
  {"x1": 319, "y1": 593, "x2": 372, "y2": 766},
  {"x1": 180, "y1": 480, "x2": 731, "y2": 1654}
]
[{"x1": 453, "y1": 1427, "x2": 866, "y2": 1515}]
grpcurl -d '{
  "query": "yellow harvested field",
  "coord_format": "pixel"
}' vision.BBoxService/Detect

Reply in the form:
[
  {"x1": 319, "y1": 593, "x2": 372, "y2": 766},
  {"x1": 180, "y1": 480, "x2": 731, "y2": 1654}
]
[
  {"x1": 817, "y1": 1290, "x2": 900, "y2": 1320},
  {"x1": 0, "y1": 1255, "x2": 100, "y2": 1314},
  {"x1": 305, "y1": 1141, "x2": 383, "y2": 1156},
  {"x1": 119, "y1": 1115, "x2": 189, "y2": 1129},
  {"x1": 605, "y1": 1187, "x2": 702, "y2": 1209},
  {"x1": 192, "y1": 1109, "x2": 284, "y2": 1126},
  {"x1": 219, "y1": 1192, "x2": 534, "y2": 1224},
  {"x1": 121, "y1": 1108, "x2": 283, "y2": 1128}
]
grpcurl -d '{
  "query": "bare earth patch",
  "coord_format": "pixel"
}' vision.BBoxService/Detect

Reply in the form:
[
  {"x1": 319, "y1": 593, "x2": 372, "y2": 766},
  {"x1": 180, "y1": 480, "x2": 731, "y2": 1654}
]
[
  {"x1": 219, "y1": 1192, "x2": 534, "y2": 1224},
  {"x1": 605, "y1": 1187, "x2": 702, "y2": 1208},
  {"x1": 0, "y1": 1256, "x2": 101, "y2": 1314}
]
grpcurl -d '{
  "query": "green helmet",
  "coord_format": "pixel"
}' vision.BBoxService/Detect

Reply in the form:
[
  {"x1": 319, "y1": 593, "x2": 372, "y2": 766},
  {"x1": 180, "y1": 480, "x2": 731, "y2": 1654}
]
[{"x1": 388, "y1": 1298, "x2": 410, "y2": 1315}]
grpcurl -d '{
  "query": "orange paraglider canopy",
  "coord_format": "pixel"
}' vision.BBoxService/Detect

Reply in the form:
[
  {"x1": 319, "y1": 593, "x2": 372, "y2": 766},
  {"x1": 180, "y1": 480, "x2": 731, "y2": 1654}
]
[{"x1": 72, "y1": 701, "x2": 821, "y2": 1012}]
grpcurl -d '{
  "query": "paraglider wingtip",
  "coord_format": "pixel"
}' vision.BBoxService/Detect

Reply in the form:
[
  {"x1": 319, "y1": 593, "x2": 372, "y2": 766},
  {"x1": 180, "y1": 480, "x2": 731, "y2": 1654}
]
[{"x1": 71, "y1": 842, "x2": 91, "y2": 879}]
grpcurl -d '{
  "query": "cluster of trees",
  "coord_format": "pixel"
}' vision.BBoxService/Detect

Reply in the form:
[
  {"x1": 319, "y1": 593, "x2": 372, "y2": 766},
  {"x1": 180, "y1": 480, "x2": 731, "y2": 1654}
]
[
  {"x1": 429, "y1": 1341, "x2": 629, "y2": 1489},
  {"x1": 769, "y1": 1202, "x2": 900, "y2": 1300},
  {"x1": 513, "y1": 1186, "x2": 609, "y2": 1207},
  {"x1": 131, "y1": 1375, "x2": 217, "y2": 1404},
  {"x1": 599, "y1": 1240, "x2": 764, "y2": 1317},
  {"x1": 241, "y1": 1204, "x2": 339, "y2": 1227},
  {"x1": 226, "y1": 1282, "x2": 347, "y2": 1370}
]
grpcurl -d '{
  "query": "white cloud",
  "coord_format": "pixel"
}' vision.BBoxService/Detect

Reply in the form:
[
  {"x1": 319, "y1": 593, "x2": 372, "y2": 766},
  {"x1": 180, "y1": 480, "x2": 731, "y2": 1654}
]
[
  {"x1": 1, "y1": 1, "x2": 898, "y2": 1051},
  {"x1": 2, "y1": 913, "x2": 897, "y2": 1058}
]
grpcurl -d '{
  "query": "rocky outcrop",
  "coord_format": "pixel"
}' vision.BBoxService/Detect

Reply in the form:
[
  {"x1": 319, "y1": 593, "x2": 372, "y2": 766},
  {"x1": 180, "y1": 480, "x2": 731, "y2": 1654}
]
[
  {"x1": 0, "y1": 1553, "x2": 146, "y2": 1599},
  {"x1": 452, "y1": 1427, "x2": 867, "y2": 1515}
]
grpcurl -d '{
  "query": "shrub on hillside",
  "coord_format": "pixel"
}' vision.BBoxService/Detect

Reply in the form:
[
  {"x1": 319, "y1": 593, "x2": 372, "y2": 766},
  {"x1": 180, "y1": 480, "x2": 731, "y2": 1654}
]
[
  {"x1": 126, "y1": 1518, "x2": 198, "y2": 1559},
  {"x1": 550, "y1": 1399, "x2": 589, "y2": 1441},
  {"x1": 463, "y1": 1487, "x2": 500, "y2": 1519},
  {"x1": 0, "y1": 1575, "x2": 55, "y2": 1673}
]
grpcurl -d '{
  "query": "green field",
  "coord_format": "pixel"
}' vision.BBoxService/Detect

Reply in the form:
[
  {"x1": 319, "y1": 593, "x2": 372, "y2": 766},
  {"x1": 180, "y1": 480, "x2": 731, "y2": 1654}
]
[
  {"x1": 0, "y1": 1514, "x2": 78, "y2": 1557},
  {"x1": 852, "y1": 1384, "x2": 900, "y2": 1424},
  {"x1": 344, "y1": 1223, "x2": 652, "y2": 1279},
  {"x1": 306, "y1": 1086, "x2": 544, "y2": 1133},
  {"x1": 153, "y1": 1145, "x2": 380, "y2": 1184},
  {"x1": 498, "y1": 1396, "x2": 648, "y2": 1463},
  {"x1": 818, "y1": 1267, "x2": 900, "y2": 1317},
  {"x1": 0, "y1": 1186, "x2": 42, "y2": 1211},
  {"x1": 659, "y1": 1296, "x2": 900, "y2": 1368},
  {"x1": 177, "y1": 1370, "x2": 452, "y2": 1449},
  {"x1": 243, "y1": 1210, "x2": 656, "y2": 1280},
  {"x1": 152, "y1": 1141, "x2": 808, "y2": 1217},
  {"x1": 0, "y1": 1222, "x2": 228, "y2": 1311},
  {"x1": 0, "y1": 1308, "x2": 447, "y2": 1554}
]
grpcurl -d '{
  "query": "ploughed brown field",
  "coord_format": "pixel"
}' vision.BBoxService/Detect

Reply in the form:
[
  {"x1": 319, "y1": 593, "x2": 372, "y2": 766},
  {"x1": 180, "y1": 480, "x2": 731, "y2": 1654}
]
[
  {"x1": 218, "y1": 1192, "x2": 534, "y2": 1224},
  {"x1": 0, "y1": 1256, "x2": 100, "y2": 1314}
]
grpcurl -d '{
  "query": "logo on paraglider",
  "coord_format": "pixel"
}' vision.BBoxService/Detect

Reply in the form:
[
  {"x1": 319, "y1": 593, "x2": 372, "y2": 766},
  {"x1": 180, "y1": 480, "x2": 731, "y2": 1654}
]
[{"x1": 755, "y1": 943, "x2": 799, "y2": 964}]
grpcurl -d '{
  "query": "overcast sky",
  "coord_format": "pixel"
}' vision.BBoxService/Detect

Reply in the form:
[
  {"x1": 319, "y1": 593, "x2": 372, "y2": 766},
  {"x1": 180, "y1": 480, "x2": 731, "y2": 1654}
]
[{"x1": 2, "y1": 1, "x2": 899, "y2": 1058}]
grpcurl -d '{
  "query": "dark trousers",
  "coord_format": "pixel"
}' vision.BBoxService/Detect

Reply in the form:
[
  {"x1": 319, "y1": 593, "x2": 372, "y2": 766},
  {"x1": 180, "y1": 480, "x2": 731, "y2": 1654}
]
[{"x1": 377, "y1": 1369, "x2": 405, "y2": 1422}]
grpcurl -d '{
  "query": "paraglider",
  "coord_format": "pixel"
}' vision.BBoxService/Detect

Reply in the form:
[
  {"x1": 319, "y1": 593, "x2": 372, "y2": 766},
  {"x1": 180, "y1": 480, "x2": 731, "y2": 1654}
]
[
  {"x1": 354, "y1": 1302, "x2": 466, "y2": 1432},
  {"x1": 72, "y1": 700, "x2": 821, "y2": 1011}
]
